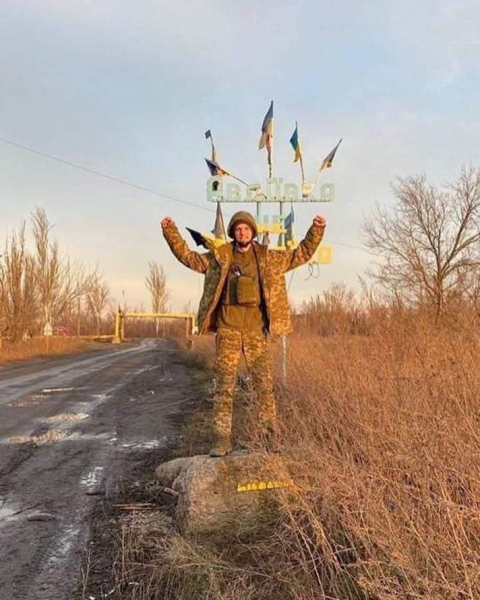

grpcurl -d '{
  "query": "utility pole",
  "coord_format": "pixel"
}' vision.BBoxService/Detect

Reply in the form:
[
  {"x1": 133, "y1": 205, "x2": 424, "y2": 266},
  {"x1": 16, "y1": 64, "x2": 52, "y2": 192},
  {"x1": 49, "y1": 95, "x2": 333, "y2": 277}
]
[{"x1": 77, "y1": 296, "x2": 81, "y2": 337}]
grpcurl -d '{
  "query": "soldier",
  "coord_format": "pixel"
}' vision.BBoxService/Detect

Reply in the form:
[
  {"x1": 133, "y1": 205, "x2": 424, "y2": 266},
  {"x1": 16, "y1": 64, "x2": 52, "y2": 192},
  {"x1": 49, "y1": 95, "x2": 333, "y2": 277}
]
[{"x1": 161, "y1": 211, "x2": 326, "y2": 456}]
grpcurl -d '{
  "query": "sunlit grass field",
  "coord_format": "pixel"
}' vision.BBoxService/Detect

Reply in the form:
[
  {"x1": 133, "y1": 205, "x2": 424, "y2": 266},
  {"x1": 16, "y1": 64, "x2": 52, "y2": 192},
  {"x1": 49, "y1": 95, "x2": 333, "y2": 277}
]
[
  {"x1": 0, "y1": 336, "x2": 91, "y2": 363},
  {"x1": 103, "y1": 309, "x2": 480, "y2": 599}
]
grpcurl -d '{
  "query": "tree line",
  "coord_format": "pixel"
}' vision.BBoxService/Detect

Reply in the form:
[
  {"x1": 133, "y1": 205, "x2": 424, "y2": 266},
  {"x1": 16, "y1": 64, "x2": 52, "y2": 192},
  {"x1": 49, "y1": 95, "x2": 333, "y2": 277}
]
[
  {"x1": 0, "y1": 208, "x2": 170, "y2": 342},
  {"x1": 298, "y1": 168, "x2": 480, "y2": 334},
  {"x1": 364, "y1": 166, "x2": 480, "y2": 318},
  {"x1": 3, "y1": 166, "x2": 479, "y2": 342}
]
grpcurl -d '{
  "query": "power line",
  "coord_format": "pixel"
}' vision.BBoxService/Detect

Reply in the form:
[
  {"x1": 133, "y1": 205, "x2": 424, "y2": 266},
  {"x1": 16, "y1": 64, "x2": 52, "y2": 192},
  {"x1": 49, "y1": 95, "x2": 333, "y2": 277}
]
[
  {"x1": 0, "y1": 135, "x2": 214, "y2": 214},
  {"x1": 0, "y1": 135, "x2": 372, "y2": 253}
]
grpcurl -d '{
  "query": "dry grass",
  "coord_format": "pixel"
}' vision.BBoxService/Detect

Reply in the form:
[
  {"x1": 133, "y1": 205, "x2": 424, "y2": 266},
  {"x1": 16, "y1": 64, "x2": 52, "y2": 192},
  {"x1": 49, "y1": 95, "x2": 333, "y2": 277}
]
[
  {"x1": 111, "y1": 313, "x2": 480, "y2": 599},
  {"x1": 111, "y1": 493, "x2": 314, "y2": 600},
  {"x1": 277, "y1": 315, "x2": 480, "y2": 599},
  {"x1": 0, "y1": 336, "x2": 91, "y2": 363}
]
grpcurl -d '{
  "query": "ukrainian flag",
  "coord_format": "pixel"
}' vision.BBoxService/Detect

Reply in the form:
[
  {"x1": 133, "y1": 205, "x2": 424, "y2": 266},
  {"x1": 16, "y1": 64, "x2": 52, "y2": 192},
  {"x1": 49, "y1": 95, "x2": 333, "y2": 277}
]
[
  {"x1": 319, "y1": 139, "x2": 342, "y2": 172},
  {"x1": 186, "y1": 228, "x2": 216, "y2": 250},
  {"x1": 289, "y1": 122, "x2": 302, "y2": 163},
  {"x1": 258, "y1": 101, "x2": 274, "y2": 163},
  {"x1": 205, "y1": 158, "x2": 228, "y2": 177}
]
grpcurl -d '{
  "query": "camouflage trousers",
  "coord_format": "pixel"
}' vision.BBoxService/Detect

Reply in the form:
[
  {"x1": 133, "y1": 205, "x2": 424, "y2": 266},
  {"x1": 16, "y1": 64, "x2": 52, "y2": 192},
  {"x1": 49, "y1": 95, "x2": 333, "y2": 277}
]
[{"x1": 213, "y1": 327, "x2": 276, "y2": 440}]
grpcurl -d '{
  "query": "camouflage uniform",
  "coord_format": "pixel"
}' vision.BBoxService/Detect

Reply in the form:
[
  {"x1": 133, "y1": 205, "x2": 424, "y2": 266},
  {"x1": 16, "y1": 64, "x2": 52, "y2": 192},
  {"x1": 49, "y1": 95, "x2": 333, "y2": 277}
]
[
  {"x1": 162, "y1": 222, "x2": 325, "y2": 337},
  {"x1": 212, "y1": 243, "x2": 274, "y2": 447},
  {"x1": 213, "y1": 328, "x2": 275, "y2": 441},
  {"x1": 162, "y1": 216, "x2": 325, "y2": 453}
]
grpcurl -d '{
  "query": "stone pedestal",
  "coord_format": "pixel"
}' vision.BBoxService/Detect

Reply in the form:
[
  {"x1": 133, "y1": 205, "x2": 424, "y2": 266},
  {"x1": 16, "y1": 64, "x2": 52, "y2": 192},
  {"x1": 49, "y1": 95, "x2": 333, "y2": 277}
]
[{"x1": 155, "y1": 452, "x2": 293, "y2": 534}]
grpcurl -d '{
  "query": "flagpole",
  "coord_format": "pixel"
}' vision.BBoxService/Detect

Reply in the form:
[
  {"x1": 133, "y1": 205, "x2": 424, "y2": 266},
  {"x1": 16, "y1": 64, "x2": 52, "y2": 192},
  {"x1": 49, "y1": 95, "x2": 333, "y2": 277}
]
[
  {"x1": 311, "y1": 169, "x2": 323, "y2": 191},
  {"x1": 311, "y1": 138, "x2": 342, "y2": 190},
  {"x1": 299, "y1": 154, "x2": 305, "y2": 183},
  {"x1": 268, "y1": 102, "x2": 273, "y2": 179},
  {"x1": 259, "y1": 100, "x2": 274, "y2": 180},
  {"x1": 269, "y1": 124, "x2": 273, "y2": 179},
  {"x1": 218, "y1": 201, "x2": 227, "y2": 240},
  {"x1": 229, "y1": 173, "x2": 249, "y2": 186},
  {"x1": 209, "y1": 133, "x2": 215, "y2": 159},
  {"x1": 206, "y1": 157, "x2": 249, "y2": 187}
]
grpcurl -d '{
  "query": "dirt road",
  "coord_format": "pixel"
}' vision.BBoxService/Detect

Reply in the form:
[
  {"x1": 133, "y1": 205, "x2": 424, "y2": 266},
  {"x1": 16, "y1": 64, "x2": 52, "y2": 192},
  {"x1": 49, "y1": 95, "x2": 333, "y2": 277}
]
[{"x1": 0, "y1": 340, "x2": 196, "y2": 600}]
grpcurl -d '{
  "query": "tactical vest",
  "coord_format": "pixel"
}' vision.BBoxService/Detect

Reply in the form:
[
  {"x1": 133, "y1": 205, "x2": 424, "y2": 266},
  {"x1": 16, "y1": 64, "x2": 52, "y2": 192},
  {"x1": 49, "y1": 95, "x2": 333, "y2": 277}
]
[{"x1": 217, "y1": 247, "x2": 265, "y2": 331}]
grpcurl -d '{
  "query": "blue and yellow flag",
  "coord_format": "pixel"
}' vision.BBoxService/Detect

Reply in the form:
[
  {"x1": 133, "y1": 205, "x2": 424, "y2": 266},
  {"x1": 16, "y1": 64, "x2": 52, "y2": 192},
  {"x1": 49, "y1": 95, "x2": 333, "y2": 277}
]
[
  {"x1": 186, "y1": 228, "x2": 209, "y2": 249},
  {"x1": 319, "y1": 139, "x2": 342, "y2": 173},
  {"x1": 205, "y1": 158, "x2": 228, "y2": 177},
  {"x1": 258, "y1": 101, "x2": 274, "y2": 166},
  {"x1": 284, "y1": 208, "x2": 295, "y2": 243},
  {"x1": 186, "y1": 228, "x2": 219, "y2": 251},
  {"x1": 284, "y1": 207, "x2": 295, "y2": 230},
  {"x1": 289, "y1": 122, "x2": 302, "y2": 163}
]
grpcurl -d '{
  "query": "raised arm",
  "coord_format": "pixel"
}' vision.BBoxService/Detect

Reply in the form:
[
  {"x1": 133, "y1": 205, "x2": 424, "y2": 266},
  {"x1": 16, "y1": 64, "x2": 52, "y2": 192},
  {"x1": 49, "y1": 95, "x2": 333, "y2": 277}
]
[
  {"x1": 281, "y1": 215, "x2": 326, "y2": 272},
  {"x1": 161, "y1": 217, "x2": 209, "y2": 274}
]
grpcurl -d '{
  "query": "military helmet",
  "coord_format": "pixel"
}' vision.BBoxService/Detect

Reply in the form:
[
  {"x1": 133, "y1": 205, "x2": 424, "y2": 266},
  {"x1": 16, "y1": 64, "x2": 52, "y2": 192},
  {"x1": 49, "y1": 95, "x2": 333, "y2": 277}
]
[{"x1": 227, "y1": 211, "x2": 258, "y2": 239}]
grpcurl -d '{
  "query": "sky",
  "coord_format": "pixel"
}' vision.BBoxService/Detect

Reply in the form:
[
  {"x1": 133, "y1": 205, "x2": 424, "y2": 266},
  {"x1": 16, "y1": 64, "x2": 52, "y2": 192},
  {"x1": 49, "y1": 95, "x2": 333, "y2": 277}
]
[{"x1": 1, "y1": 0, "x2": 480, "y2": 312}]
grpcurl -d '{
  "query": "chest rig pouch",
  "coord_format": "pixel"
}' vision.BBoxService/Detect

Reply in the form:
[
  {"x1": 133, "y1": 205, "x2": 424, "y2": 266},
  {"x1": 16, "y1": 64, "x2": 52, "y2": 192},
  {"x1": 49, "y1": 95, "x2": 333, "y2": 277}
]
[
  {"x1": 223, "y1": 260, "x2": 261, "y2": 306},
  {"x1": 236, "y1": 273, "x2": 261, "y2": 305}
]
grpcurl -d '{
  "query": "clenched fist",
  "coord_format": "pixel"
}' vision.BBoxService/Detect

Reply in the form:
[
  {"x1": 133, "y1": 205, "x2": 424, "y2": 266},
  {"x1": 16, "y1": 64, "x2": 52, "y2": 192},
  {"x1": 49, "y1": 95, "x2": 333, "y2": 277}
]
[
  {"x1": 313, "y1": 215, "x2": 326, "y2": 228},
  {"x1": 161, "y1": 217, "x2": 175, "y2": 229}
]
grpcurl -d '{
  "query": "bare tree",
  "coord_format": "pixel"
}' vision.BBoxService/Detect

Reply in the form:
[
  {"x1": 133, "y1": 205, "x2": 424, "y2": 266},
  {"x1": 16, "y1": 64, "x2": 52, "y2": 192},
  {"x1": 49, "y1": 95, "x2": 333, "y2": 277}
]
[
  {"x1": 0, "y1": 224, "x2": 37, "y2": 341},
  {"x1": 31, "y1": 208, "x2": 87, "y2": 332},
  {"x1": 85, "y1": 271, "x2": 111, "y2": 336},
  {"x1": 364, "y1": 167, "x2": 480, "y2": 318},
  {"x1": 145, "y1": 262, "x2": 169, "y2": 335}
]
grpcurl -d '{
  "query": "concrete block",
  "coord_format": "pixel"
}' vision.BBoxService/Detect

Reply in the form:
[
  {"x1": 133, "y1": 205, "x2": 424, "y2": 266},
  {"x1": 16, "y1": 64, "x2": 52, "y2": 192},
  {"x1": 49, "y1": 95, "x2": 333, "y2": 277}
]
[{"x1": 155, "y1": 452, "x2": 292, "y2": 534}]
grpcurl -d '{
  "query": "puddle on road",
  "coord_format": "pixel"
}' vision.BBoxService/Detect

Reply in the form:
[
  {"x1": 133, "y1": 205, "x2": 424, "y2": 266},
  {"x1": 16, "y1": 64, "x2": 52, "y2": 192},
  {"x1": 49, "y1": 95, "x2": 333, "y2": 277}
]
[
  {"x1": 45, "y1": 413, "x2": 89, "y2": 424},
  {"x1": 91, "y1": 393, "x2": 110, "y2": 401},
  {"x1": 43, "y1": 523, "x2": 81, "y2": 570},
  {"x1": 9, "y1": 400, "x2": 40, "y2": 407},
  {"x1": 0, "y1": 505, "x2": 18, "y2": 520},
  {"x1": 0, "y1": 499, "x2": 22, "y2": 526},
  {"x1": 42, "y1": 387, "x2": 75, "y2": 393},
  {"x1": 80, "y1": 466, "x2": 104, "y2": 489},
  {"x1": 119, "y1": 437, "x2": 167, "y2": 450},
  {"x1": 72, "y1": 431, "x2": 111, "y2": 440},
  {"x1": 57, "y1": 525, "x2": 81, "y2": 558},
  {"x1": 7, "y1": 394, "x2": 49, "y2": 407},
  {"x1": 4, "y1": 411, "x2": 90, "y2": 445},
  {"x1": 7, "y1": 430, "x2": 67, "y2": 445}
]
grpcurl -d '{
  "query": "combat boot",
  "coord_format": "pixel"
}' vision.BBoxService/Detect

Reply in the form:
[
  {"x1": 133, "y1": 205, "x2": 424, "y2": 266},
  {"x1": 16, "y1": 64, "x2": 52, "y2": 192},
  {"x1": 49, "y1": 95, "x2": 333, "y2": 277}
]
[{"x1": 209, "y1": 436, "x2": 232, "y2": 457}]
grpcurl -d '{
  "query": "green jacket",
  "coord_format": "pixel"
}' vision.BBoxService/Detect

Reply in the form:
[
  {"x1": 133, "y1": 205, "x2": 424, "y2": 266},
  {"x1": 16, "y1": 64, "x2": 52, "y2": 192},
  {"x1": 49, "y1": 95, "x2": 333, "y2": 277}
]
[{"x1": 163, "y1": 223, "x2": 325, "y2": 337}]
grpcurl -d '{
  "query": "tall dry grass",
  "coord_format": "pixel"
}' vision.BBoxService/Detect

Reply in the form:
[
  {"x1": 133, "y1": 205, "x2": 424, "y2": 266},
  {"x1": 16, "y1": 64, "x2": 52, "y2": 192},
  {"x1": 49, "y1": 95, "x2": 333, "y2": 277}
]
[
  {"x1": 109, "y1": 309, "x2": 480, "y2": 599},
  {"x1": 0, "y1": 336, "x2": 90, "y2": 363},
  {"x1": 277, "y1": 314, "x2": 480, "y2": 598}
]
